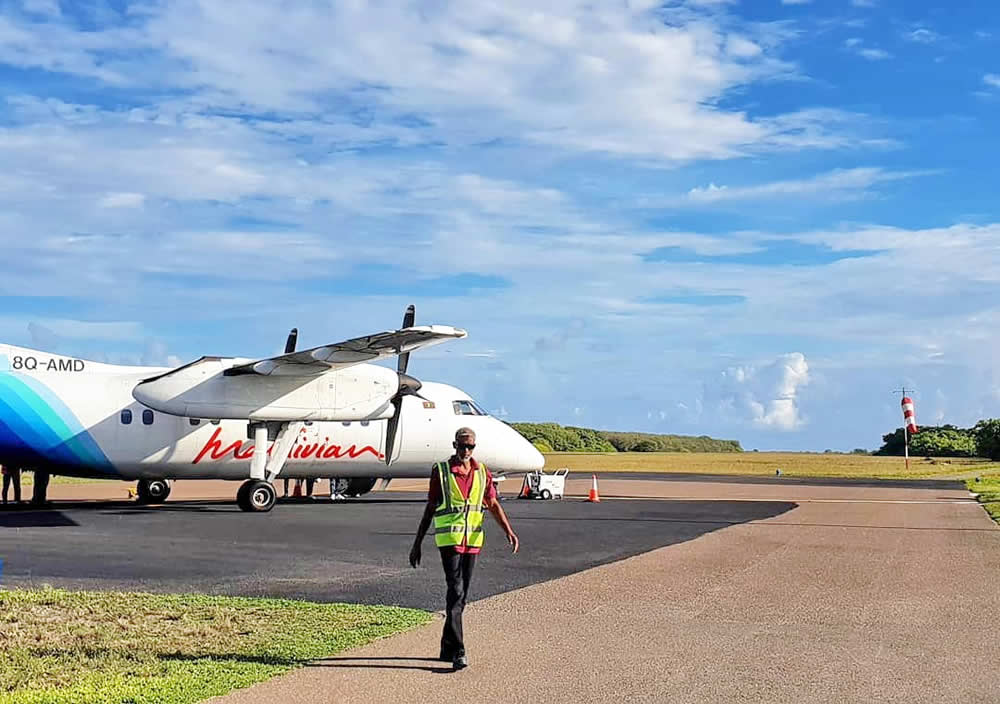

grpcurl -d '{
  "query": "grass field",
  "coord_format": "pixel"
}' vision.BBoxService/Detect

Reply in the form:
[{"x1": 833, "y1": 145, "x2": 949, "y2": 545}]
[
  {"x1": 967, "y1": 477, "x2": 1000, "y2": 523},
  {"x1": 0, "y1": 588, "x2": 432, "y2": 704},
  {"x1": 543, "y1": 451, "x2": 1000, "y2": 480}
]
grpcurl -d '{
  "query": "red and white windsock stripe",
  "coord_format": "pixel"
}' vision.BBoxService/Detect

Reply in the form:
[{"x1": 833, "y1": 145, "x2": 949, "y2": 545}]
[{"x1": 901, "y1": 396, "x2": 918, "y2": 434}]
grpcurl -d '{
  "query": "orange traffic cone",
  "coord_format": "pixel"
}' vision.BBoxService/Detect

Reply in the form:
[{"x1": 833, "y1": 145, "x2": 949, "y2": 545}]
[
  {"x1": 587, "y1": 474, "x2": 601, "y2": 503},
  {"x1": 293, "y1": 479, "x2": 303, "y2": 498},
  {"x1": 520, "y1": 477, "x2": 530, "y2": 498}
]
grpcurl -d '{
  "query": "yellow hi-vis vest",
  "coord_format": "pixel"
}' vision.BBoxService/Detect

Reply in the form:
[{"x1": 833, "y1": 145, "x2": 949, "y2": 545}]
[{"x1": 433, "y1": 461, "x2": 487, "y2": 549}]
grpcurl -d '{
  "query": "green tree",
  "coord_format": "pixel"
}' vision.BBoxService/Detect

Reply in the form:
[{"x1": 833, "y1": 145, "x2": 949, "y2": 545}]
[
  {"x1": 910, "y1": 427, "x2": 976, "y2": 457},
  {"x1": 509, "y1": 422, "x2": 741, "y2": 453},
  {"x1": 974, "y1": 419, "x2": 1000, "y2": 460},
  {"x1": 875, "y1": 425, "x2": 976, "y2": 457}
]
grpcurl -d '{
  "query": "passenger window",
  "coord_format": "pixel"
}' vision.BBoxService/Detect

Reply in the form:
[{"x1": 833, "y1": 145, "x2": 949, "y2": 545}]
[
  {"x1": 360, "y1": 420, "x2": 369, "y2": 426},
  {"x1": 210, "y1": 419, "x2": 220, "y2": 425},
  {"x1": 189, "y1": 418, "x2": 201, "y2": 426},
  {"x1": 120, "y1": 409, "x2": 132, "y2": 425},
  {"x1": 142, "y1": 410, "x2": 154, "y2": 425},
  {"x1": 342, "y1": 422, "x2": 351, "y2": 426}
]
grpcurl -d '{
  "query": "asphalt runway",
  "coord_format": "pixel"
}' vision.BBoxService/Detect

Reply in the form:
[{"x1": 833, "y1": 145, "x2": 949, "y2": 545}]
[{"x1": 0, "y1": 493, "x2": 796, "y2": 609}]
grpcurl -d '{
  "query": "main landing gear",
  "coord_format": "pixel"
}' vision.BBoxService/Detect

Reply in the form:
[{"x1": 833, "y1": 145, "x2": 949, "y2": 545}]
[
  {"x1": 236, "y1": 419, "x2": 302, "y2": 513},
  {"x1": 136, "y1": 479, "x2": 171, "y2": 504},
  {"x1": 236, "y1": 479, "x2": 277, "y2": 512}
]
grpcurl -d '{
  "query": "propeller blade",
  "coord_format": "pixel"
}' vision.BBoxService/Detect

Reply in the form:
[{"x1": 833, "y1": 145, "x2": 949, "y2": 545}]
[
  {"x1": 384, "y1": 396, "x2": 403, "y2": 466},
  {"x1": 397, "y1": 304, "x2": 415, "y2": 374},
  {"x1": 388, "y1": 305, "x2": 419, "y2": 465},
  {"x1": 284, "y1": 328, "x2": 298, "y2": 354}
]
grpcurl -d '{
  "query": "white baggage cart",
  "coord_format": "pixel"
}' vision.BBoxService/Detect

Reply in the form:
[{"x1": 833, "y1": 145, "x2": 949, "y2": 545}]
[{"x1": 518, "y1": 468, "x2": 569, "y2": 500}]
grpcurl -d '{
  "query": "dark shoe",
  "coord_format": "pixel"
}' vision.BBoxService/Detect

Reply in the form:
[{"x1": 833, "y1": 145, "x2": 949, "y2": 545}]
[{"x1": 452, "y1": 654, "x2": 468, "y2": 671}]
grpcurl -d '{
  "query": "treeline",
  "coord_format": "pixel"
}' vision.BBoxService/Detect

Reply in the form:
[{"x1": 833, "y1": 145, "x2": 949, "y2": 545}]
[
  {"x1": 510, "y1": 422, "x2": 743, "y2": 453},
  {"x1": 875, "y1": 420, "x2": 1000, "y2": 459}
]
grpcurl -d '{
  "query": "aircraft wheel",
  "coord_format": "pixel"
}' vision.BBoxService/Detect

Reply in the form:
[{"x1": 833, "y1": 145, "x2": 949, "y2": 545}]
[
  {"x1": 345, "y1": 477, "x2": 378, "y2": 497},
  {"x1": 239, "y1": 480, "x2": 276, "y2": 513},
  {"x1": 137, "y1": 479, "x2": 171, "y2": 504},
  {"x1": 236, "y1": 481, "x2": 251, "y2": 509}
]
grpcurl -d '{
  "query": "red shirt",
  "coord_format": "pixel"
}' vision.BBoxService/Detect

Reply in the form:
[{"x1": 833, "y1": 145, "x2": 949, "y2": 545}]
[{"x1": 428, "y1": 457, "x2": 496, "y2": 554}]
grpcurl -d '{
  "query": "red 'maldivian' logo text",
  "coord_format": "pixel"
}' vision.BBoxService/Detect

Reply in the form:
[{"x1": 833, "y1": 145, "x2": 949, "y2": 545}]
[{"x1": 192, "y1": 427, "x2": 383, "y2": 464}]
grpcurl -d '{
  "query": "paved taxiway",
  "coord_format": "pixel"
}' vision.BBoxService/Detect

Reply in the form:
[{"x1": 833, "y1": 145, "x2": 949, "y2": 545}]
[
  {"x1": 0, "y1": 487, "x2": 791, "y2": 609},
  {"x1": 3, "y1": 475, "x2": 998, "y2": 702}
]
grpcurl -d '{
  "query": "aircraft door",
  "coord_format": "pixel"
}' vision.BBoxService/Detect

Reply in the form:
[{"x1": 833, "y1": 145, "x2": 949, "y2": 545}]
[{"x1": 352, "y1": 419, "x2": 384, "y2": 466}]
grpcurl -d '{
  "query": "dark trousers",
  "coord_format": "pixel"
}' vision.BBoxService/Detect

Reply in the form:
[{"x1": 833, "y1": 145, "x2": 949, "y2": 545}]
[
  {"x1": 2, "y1": 471, "x2": 21, "y2": 503},
  {"x1": 31, "y1": 471, "x2": 49, "y2": 505},
  {"x1": 439, "y1": 547, "x2": 477, "y2": 657}
]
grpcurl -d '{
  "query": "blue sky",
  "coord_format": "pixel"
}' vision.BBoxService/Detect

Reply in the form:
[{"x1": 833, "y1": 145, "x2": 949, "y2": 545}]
[{"x1": 2, "y1": 0, "x2": 999, "y2": 451}]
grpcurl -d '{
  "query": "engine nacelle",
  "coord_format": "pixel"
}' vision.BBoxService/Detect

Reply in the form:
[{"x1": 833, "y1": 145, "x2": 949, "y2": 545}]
[{"x1": 132, "y1": 358, "x2": 398, "y2": 421}]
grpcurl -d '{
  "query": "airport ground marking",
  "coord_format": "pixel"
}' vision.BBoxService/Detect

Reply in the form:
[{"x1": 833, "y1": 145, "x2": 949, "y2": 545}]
[{"x1": 557, "y1": 494, "x2": 982, "y2": 505}]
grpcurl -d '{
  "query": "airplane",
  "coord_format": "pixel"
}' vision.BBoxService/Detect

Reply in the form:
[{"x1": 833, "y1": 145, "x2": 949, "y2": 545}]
[{"x1": 0, "y1": 306, "x2": 545, "y2": 512}]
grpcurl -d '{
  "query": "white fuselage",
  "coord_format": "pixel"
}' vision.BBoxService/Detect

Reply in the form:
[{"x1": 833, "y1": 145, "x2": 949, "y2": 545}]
[{"x1": 0, "y1": 344, "x2": 544, "y2": 481}]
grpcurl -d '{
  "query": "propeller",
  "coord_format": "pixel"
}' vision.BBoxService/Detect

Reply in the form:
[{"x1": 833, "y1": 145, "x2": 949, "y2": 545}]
[
  {"x1": 284, "y1": 328, "x2": 298, "y2": 354},
  {"x1": 385, "y1": 304, "x2": 421, "y2": 466},
  {"x1": 397, "y1": 304, "x2": 415, "y2": 376}
]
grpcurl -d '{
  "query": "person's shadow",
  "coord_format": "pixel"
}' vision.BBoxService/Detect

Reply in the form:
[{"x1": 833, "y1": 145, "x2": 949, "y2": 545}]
[{"x1": 309, "y1": 656, "x2": 454, "y2": 673}]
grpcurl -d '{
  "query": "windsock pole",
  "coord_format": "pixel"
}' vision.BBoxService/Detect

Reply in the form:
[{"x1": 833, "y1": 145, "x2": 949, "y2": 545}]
[
  {"x1": 904, "y1": 422, "x2": 909, "y2": 472},
  {"x1": 897, "y1": 388, "x2": 918, "y2": 473}
]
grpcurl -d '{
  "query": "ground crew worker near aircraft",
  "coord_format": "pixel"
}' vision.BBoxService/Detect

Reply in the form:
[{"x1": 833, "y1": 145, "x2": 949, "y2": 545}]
[
  {"x1": 2, "y1": 463, "x2": 21, "y2": 505},
  {"x1": 410, "y1": 427, "x2": 519, "y2": 671}
]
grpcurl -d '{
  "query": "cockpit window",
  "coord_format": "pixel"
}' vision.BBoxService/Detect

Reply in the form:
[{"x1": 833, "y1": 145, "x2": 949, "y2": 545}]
[{"x1": 452, "y1": 400, "x2": 488, "y2": 416}]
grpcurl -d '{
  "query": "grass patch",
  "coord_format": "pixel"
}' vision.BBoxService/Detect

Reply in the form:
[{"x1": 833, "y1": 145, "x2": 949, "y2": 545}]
[
  {"x1": 0, "y1": 587, "x2": 432, "y2": 704},
  {"x1": 966, "y1": 476, "x2": 1000, "y2": 524},
  {"x1": 12, "y1": 472, "x2": 97, "y2": 487},
  {"x1": 543, "y1": 451, "x2": 1000, "y2": 480}
]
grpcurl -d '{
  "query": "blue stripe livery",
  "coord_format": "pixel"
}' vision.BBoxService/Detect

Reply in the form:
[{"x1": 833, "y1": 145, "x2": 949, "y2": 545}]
[{"x1": 0, "y1": 373, "x2": 113, "y2": 471}]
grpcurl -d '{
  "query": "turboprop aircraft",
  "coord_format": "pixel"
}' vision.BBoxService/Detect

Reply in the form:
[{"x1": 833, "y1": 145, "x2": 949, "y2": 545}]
[{"x1": 0, "y1": 306, "x2": 544, "y2": 512}]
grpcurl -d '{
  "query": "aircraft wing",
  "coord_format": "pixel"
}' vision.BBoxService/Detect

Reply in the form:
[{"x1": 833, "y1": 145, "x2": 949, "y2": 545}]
[{"x1": 224, "y1": 325, "x2": 467, "y2": 377}]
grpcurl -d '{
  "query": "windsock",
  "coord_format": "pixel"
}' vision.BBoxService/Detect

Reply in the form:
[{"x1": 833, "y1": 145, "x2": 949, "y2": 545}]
[{"x1": 901, "y1": 396, "x2": 918, "y2": 434}]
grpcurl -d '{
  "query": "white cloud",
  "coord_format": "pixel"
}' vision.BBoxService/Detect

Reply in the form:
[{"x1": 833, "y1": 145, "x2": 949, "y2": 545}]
[
  {"x1": 711, "y1": 353, "x2": 811, "y2": 431},
  {"x1": 21, "y1": 0, "x2": 61, "y2": 17},
  {"x1": 726, "y1": 36, "x2": 763, "y2": 58},
  {"x1": 13, "y1": 319, "x2": 143, "y2": 342},
  {"x1": 98, "y1": 192, "x2": 146, "y2": 209},
  {"x1": 780, "y1": 0, "x2": 812, "y2": 4},
  {"x1": 858, "y1": 48, "x2": 891, "y2": 61},
  {"x1": 984, "y1": 74, "x2": 1000, "y2": 89},
  {"x1": 851, "y1": 0, "x2": 877, "y2": 6},
  {"x1": 684, "y1": 167, "x2": 923, "y2": 204},
  {"x1": 0, "y1": 1, "x2": 866, "y2": 162},
  {"x1": 843, "y1": 38, "x2": 890, "y2": 62},
  {"x1": 904, "y1": 28, "x2": 940, "y2": 44}
]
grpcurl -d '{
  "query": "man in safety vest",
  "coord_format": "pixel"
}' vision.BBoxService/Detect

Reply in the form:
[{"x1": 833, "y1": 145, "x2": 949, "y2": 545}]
[{"x1": 409, "y1": 426, "x2": 519, "y2": 671}]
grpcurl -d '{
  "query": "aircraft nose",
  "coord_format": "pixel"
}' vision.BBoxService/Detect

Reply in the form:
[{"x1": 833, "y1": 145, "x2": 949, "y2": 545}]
[{"x1": 521, "y1": 441, "x2": 545, "y2": 471}]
